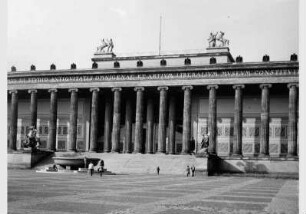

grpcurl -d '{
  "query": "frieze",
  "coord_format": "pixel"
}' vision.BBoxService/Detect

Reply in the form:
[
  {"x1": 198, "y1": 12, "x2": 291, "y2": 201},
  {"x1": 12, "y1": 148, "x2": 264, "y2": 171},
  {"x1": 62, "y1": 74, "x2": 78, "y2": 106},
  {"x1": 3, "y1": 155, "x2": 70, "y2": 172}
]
[{"x1": 8, "y1": 69, "x2": 298, "y2": 85}]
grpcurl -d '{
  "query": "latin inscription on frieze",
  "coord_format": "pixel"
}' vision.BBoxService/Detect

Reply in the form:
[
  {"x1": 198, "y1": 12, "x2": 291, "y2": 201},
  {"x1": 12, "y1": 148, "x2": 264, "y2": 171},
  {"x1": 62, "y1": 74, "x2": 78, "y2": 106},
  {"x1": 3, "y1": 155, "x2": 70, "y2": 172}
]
[{"x1": 8, "y1": 69, "x2": 298, "y2": 84}]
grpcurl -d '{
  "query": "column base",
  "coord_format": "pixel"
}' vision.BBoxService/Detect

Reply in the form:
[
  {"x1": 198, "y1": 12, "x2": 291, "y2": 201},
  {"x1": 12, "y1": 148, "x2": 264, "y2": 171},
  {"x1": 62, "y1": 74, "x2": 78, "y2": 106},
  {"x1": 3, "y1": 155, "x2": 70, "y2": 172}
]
[
  {"x1": 231, "y1": 154, "x2": 243, "y2": 159},
  {"x1": 67, "y1": 149, "x2": 77, "y2": 152},
  {"x1": 103, "y1": 149, "x2": 111, "y2": 153},
  {"x1": 156, "y1": 151, "x2": 166, "y2": 154},
  {"x1": 258, "y1": 154, "x2": 270, "y2": 159}
]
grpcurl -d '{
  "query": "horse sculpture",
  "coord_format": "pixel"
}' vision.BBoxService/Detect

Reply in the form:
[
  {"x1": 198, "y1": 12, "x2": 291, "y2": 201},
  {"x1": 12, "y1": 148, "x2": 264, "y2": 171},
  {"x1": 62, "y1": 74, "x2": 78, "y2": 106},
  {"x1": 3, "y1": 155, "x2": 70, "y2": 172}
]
[
  {"x1": 217, "y1": 31, "x2": 229, "y2": 47},
  {"x1": 96, "y1": 38, "x2": 114, "y2": 53}
]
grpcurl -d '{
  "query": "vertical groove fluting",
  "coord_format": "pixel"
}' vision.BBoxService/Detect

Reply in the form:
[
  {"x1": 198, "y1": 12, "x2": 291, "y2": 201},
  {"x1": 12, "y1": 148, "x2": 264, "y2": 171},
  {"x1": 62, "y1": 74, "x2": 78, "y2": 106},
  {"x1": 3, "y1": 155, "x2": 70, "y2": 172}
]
[
  {"x1": 232, "y1": 85, "x2": 244, "y2": 156},
  {"x1": 146, "y1": 97, "x2": 154, "y2": 153},
  {"x1": 207, "y1": 85, "x2": 218, "y2": 155},
  {"x1": 111, "y1": 88, "x2": 122, "y2": 152},
  {"x1": 134, "y1": 87, "x2": 145, "y2": 153},
  {"x1": 47, "y1": 89, "x2": 57, "y2": 151},
  {"x1": 9, "y1": 90, "x2": 18, "y2": 151},
  {"x1": 89, "y1": 88, "x2": 100, "y2": 152},
  {"x1": 182, "y1": 86, "x2": 193, "y2": 154},
  {"x1": 259, "y1": 84, "x2": 272, "y2": 157},
  {"x1": 68, "y1": 89, "x2": 78, "y2": 152},
  {"x1": 287, "y1": 83, "x2": 298, "y2": 157},
  {"x1": 157, "y1": 87, "x2": 168, "y2": 153},
  {"x1": 29, "y1": 90, "x2": 37, "y2": 128}
]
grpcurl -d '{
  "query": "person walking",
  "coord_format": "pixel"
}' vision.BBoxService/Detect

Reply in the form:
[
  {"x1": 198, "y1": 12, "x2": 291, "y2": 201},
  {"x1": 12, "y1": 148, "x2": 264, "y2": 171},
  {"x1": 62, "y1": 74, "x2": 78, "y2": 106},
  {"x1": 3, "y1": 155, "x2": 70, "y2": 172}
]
[
  {"x1": 88, "y1": 162, "x2": 94, "y2": 176},
  {"x1": 191, "y1": 165, "x2": 196, "y2": 177},
  {"x1": 98, "y1": 159, "x2": 104, "y2": 177},
  {"x1": 156, "y1": 166, "x2": 160, "y2": 175},
  {"x1": 186, "y1": 165, "x2": 190, "y2": 177}
]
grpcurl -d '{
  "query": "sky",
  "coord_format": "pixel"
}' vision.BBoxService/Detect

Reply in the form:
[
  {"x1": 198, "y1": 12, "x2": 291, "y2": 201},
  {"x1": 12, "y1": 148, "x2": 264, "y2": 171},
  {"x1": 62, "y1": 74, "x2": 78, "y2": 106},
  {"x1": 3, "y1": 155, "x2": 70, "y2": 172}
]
[{"x1": 7, "y1": 0, "x2": 299, "y2": 71}]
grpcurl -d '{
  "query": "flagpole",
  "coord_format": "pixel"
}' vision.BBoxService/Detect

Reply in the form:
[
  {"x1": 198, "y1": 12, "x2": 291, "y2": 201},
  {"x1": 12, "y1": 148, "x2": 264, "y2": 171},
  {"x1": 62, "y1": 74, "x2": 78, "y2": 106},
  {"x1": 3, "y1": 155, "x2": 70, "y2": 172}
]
[{"x1": 159, "y1": 16, "x2": 162, "y2": 55}]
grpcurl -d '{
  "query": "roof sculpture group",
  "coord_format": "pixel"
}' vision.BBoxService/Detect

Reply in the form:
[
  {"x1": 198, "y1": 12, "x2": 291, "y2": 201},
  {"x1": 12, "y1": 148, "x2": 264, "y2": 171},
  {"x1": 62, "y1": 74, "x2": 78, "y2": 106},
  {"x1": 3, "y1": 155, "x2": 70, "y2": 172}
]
[
  {"x1": 97, "y1": 38, "x2": 114, "y2": 53},
  {"x1": 96, "y1": 32, "x2": 228, "y2": 53},
  {"x1": 207, "y1": 31, "x2": 229, "y2": 48}
]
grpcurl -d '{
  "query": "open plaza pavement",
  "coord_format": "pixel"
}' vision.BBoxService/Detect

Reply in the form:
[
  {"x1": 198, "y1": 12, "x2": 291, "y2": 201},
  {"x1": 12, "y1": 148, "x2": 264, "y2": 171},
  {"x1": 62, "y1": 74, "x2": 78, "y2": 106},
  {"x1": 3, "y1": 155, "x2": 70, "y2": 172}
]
[{"x1": 7, "y1": 169, "x2": 299, "y2": 214}]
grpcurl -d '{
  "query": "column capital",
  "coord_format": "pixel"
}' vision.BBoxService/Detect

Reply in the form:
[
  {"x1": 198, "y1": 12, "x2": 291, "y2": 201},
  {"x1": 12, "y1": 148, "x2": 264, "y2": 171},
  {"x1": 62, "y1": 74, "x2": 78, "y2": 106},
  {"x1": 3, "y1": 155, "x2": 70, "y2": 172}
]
[
  {"x1": 157, "y1": 86, "x2": 168, "y2": 91},
  {"x1": 182, "y1": 85, "x2": 193, "y2": 91},
  {"x1": 28, "y1": 89, "x2": 37, "y2": 94},
  {"x1": 287, "y1": 83, "x2": 299, "y2": 89},
  {"x1": 48, "y1": 88, "x2": 58, "y2": 93},
  {"x1": 111, "y1": 87, "x2": 122, "y2": 92},
  {"x1": 207, "y1": 85, "x2": 219, "y2": 90},
  {"x1": 89, "y1": 87, "x2": 100, "y2": 92},
  {"x1": 9, "y1": 90, "x2": 18, "y2": 94},
  {"x1": 134, "y1": 87, "x2": 145, "y2": 92},
  {"x1": 68, "y1": 88, "x2": 78, "y2": 93},
  {"x1": 233, "y1": 84, "x2": 245, "y2": 89},
  {"x1": 259, "y1": 84, "x2": 272, "y2": 89}
]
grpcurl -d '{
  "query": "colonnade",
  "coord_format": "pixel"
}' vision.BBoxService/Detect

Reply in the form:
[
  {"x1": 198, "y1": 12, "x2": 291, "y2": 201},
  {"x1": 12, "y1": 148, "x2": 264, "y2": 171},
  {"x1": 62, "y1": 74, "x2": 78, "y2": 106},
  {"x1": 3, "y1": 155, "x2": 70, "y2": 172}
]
[{"x1": 8, "y1": 83, "x2": 299, "y2": 157}]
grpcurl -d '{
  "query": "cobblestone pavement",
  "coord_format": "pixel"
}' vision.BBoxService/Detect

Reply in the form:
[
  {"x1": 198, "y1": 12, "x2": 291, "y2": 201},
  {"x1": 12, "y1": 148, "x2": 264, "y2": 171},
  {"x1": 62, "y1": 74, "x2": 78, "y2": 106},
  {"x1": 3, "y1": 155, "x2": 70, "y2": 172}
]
[{"x1": 8, "y1": 170, "x2": 298, "y2": 214}]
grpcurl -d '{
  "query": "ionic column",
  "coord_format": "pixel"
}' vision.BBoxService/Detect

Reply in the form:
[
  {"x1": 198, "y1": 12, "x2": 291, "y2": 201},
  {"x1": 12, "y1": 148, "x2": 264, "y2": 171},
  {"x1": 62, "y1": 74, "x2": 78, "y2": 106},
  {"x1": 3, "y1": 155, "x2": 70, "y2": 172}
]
[
  {"x1": 68, "y1": 88, "x2": 78, "y2": 152},
  {"x1": 146, "y1": 97, "x2": 154, "y2": 153},
  {"x1": 232, "y1": 85, "x2": 244, "y2": 156},
  {"x1": 103, "y1": 96, "x2": 112, "y2": 152},
  {"x1": 134, "y1": 87, "x2": 145, "y2": 153},
  {"x1": 182, "y1": 86, "x2": 193, "y2": 154},
  {"x1": 9, "y1": 90, "x2": 18, "y2": 151},
  {"x1": 287, "y1": 83, "x2": 298, "y2": 157},
  {"x1": 111, "y1": 87, "x2": 122, "y2": 152},
  {"x1": 47, "y1": 89, "x2": 57, "y2": 151},
  {"x1": 89, "y1": 88, "x2": 100, "y2": 152},
  {"x1": 259, "y1": 84, "x2": 272, "y2": 157},
  {"x1": 168, "y1": 95, "x2": 176, "y2": 154},
  {"x1": 157, "y1": 86, "x2": 168, "y2": 153},
  {"x1": 28, "y1": 89, "x2": 38, "y2": 128},
  {"x1": 207, "y1": 85, "x2": 218, "y2": 155},
  {"x1": 124, "y1": 98, "x2": 133, "y2": 153}
]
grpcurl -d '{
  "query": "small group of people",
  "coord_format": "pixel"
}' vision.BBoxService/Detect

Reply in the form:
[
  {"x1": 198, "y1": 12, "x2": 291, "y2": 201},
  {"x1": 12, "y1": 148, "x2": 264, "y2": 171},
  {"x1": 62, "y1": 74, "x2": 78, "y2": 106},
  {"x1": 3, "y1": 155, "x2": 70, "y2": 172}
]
[
  {"x1": 87, "y1": 159, "x2": 104, "y2": 177},
  {"x1": 23, "y1": 126, "x2": 40, "y2": 150},
  {"x1": 186, "y1": 165, "x2": 196, "y2": 177}
]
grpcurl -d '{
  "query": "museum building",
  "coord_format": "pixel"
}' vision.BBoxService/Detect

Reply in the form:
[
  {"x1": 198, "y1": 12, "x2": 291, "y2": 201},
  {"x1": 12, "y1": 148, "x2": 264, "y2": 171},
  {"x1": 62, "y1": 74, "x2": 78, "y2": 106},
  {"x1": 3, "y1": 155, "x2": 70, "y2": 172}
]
[{"x1": 7, "y1": 41, "x2": 299, "y2": 160}]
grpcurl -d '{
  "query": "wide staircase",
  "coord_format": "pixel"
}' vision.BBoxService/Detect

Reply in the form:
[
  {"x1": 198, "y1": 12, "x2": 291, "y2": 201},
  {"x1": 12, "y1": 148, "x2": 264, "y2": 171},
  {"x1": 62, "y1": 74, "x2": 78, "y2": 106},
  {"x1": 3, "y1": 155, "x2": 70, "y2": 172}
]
[{"x1": 34, "y1": 152, "x2": 207, "y2": 175}]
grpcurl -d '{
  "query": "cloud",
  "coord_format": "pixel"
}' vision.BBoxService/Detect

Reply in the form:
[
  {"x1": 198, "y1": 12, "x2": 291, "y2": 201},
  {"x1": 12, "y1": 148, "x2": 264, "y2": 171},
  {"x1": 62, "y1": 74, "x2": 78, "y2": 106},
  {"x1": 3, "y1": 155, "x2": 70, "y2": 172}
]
[{"x1": 110, "y1": 7, "x2": 127, "y2": 17}]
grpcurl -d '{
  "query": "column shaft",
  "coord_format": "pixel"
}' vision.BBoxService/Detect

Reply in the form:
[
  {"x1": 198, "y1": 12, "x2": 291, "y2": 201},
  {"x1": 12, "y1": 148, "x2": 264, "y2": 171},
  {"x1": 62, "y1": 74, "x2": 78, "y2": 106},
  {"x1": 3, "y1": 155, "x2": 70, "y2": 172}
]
[
  {"x1": 287, "y1": 84, "x2": 298, "y2": 157},
  {"x1": 9, "y1": 91, "x2": 18, "y2": 151},
  {"x1": 134, "y1": 87, "x2": 145, "y2": 153},
  {"x1": 111, "y1": 88, "x2": 121, "y2": 152},
  {"x1": 259, "y1": 84, "x2": 271, "y2": 157},
  {"x1": 168, "y1": 95, "x2": 176, "y2": 154},
  {"x1": 233, "y1": 85, "x2": 244, "y2": 156},
  {"x1": 157, "y1": 87, "x2": 168, "y2": 153},
  {"x1": 47, "y1": 89, "x2": 57, "y2": 151},
  {"x1": 89, "y1": 88, "x2": 99, "y2": 152},
  {"x1": 207, "y1": 85, "x2": 218, "y2": 155},
  {"x1": 68, "y1": 89, "x2": 78, "y2": 151},
  {"x1": 103, "y1": 97, "x2": 112, "y2": 152},
  {"x1": 29, "y1": 90, "x2": 37, "y2": 127},
  {"x1": 146, "y1": 97, "x2": 154, "y2": 153},
  {"x1": 182, "y1": 86, "x2": 193, "y2": 154}
]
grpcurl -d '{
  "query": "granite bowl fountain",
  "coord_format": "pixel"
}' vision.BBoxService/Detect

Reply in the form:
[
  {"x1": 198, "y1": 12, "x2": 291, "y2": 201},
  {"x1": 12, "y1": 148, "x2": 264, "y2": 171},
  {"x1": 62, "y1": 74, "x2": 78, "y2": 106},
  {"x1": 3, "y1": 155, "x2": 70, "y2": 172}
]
[{"x1": 53, "y1": 156, "x2": 100, "y2": 170}]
